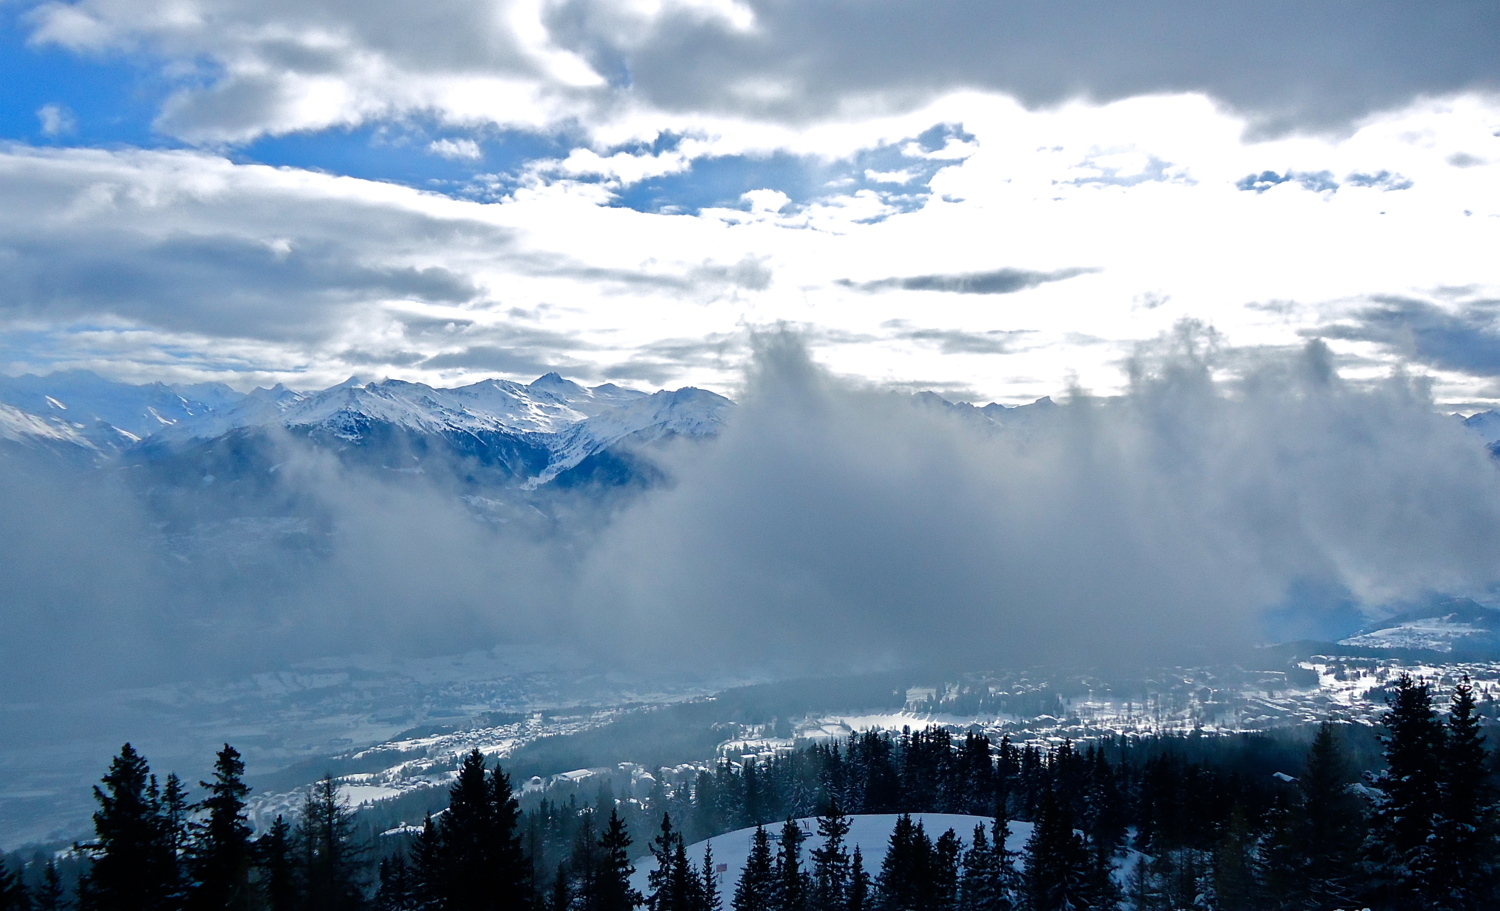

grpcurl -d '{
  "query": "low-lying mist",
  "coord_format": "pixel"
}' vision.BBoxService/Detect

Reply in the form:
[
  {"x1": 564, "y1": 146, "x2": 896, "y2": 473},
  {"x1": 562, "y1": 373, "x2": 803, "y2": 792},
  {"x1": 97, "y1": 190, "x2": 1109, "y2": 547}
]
[{"x1": 4, "y1": 325, "x2": 1500, "y2": 699}]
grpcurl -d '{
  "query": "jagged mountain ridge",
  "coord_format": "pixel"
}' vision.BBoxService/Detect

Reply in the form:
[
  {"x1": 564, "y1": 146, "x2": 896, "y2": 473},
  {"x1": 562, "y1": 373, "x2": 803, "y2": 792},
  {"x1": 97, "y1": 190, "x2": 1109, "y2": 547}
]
[
  {"x1": 0, "y1": 371, "x2": 738, "y2": 488},
  {"x1": 1, "y1": 370, "x2": 1058, "y2": 489}
]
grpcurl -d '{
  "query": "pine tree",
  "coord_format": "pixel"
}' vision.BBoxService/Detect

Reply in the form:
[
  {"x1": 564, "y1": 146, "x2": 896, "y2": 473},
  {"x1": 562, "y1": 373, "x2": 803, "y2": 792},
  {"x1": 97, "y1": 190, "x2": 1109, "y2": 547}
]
[
  {"x1": 991, "y1": 793, "x2": 1018, "y2": 910},
  {"x1": 1021, "y1": 790, "x2": 1091, "y2": 911},
  {"x1": 571, "y1": 811, "x2": 603, "y2": 911},
  {"x1": 159, "y1": 773, "x2": 190, "y2": 906},
  {"x1": 648, "y1": 813, "x2": 703, "y2": 911},
  {"x1": 848, "y1": 849, "x2": 870, "y2": 911},
  {"x1": 188, "y1": 744, "x2": 255, "y2": 911},
  {"x1": 1367, "y1": 674, "x2": 1445, "y2": 909},
  {"x1": 437, "y1": 748, "x2": 497, "y2": 910},
  {"x1": 811, "y1": 801, "x2": 852, "y2": 911},
  {"x1": 875, "y1": 814, "x2": 931, "y2": 911},
  {"x1": 702, "y1": 844, "x2": 723, "y2": 911},
  {"x1": 959, "y1": 825, "x2": 1000, "y2": 911},
  {"x1": 294, "y1": 775, "x2": 365, "y2": 911},
  {"x1": 408, "y1": 813, "x2": 441, "y2": 909},
  {"x1": 732, "y1": 826, "x2": 775, "y2": 911},
  {"x1": 35, "y1": 861, "x2": 65, "y2": 911},
  {"x1": 774, "y1": 819, "x2": 809, "y2": 911},
  {"x1": 374, "y1": 854, "x2": 417, "y2": 911},
  {"x1": 1434, "y1": 677, "x2": 1497, "y2": 911},
  {"x1": 76, "y1": 744, "x2": 181, "y2": 911},
  {"x1": 598, "y1": 810, "x2": 644, "y2": 911},
  {"x1": 488, "y1": 761, "x2": 531, "y2": 906},
  {"x1": 648, "y1": 814, "x2": 679, "y2": 911},
  {"x1": 931, "y1": 829, "x2": 961, "y2": 911},
  {"x1": 420, "y1": 751, "x2": 530, "y2": 910},
  {"x1": 550, "y1": 862, "x2": 571, "y2": 911},
  {"x1": 1269, "y1": 721, "x2": 1363, "y2": 909},
  {"x1": 0, "y1": 861, "x2": 31, "y2": 911},
  {"x1": 255, "y1": 815, "x2": 296, "y2": 911},
  {"x1": 1210, "y1": 805, "x2": 1257, "y2": 911}
]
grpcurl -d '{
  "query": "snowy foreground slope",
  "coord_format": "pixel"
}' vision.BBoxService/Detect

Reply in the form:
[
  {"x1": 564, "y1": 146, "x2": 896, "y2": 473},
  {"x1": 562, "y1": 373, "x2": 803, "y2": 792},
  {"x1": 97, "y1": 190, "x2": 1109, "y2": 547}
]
[
  {"x1": 629, "y1": 815, "x2": 1018, "y2": 893},
  {"x1": 623, "y1": 814, "x2": 1146, "y2": 897}
]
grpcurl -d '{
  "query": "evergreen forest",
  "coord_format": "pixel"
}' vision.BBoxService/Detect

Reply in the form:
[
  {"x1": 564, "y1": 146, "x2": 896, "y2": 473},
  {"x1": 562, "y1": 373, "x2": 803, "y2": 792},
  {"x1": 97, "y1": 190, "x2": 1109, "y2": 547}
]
[{"x1": 2, "y1": 673, "x2": 1497, "y2": 911}]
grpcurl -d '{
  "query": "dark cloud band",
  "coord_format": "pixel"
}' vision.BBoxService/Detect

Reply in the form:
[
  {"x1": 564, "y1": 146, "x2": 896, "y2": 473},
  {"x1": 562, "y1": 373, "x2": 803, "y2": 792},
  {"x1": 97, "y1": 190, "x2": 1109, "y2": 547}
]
[{"x1": 842, "y1": 266, "x2": 1097, "y2": 295}]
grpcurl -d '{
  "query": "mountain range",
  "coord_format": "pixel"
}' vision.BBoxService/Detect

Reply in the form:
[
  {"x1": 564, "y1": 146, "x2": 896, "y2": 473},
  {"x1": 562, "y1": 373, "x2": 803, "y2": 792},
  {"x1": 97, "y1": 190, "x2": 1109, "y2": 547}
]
[
  {"x1": 0, "y1": 370, "x2": 1070, "y2": 493},
  {"x1": 0, "y1": 370, "x2": 737, "y2": 489}
]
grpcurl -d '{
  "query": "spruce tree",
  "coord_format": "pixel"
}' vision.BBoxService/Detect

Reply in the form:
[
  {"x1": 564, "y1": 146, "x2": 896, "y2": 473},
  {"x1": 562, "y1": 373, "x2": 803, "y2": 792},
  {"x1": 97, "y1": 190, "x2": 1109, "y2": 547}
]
[
  {"x1": 1021, "y1": 790, "x2": 1091, "y2": 911},
  {"x1": 256, "y1": 815, "x2": 296, "y2": 911},
  {"x1": 648, "y1": 813, "x2": 703, "y2": 911},
  {"x1": 598, "y1": 810, "x2": 644, "y2": 911},
  {"x1": 488, "y1": 761, "x2": 531, "y2": 905},
  {"x1": 991, "y1": 789, "x2": 1018, "y2": 910},
  {"x1": 931, "y1": 829, "x2": 961, "y2": 911},
  {"x1": 437, "y1": 748, "x2": 498, "y2": 910},
  {"x1": 648, "y1": 814, "x2": 679, "y2": 911},
  {"x1": 732, "y1": 826, "x2": 775, "y2": 911},
  {"x1": 959, "y1": 825, "x2": 1000, "y2": 911},
  {"x1": 35, "y1": 861, "x2": 65, "y2": 911},
  {"x1": 549, "y1": 862, "x2": 571, "y2": 911},
  {"x1": 811, "y1": 801, "x2": 852, "y2": 911},
  {"x1": 1435, "y1": 677, "x2": 1497, "y2": 911},
  {"x1": 774, "y1": 819, "x2": 809, "y2": 911},
  {"x1": 294, "y1": 775, "x2": 365, "y2": 911},
  {"x1": 1269, "y1": 721, "x2": 1363, "y2": 909},
  {"x1": 673, "y1": 840, "x2": 705, "y2": 911},
  {"x1": 77, "y1": 744, "x2": 181, "y2": 911},
  {"x1": 0, "y1": 861, "x2": 30, "y2": 911},
  {"x1": 571, "y1": 811, "x2": 603, "y2": 911},
  {"x1": 848, "y1": 849, "x2": 870, "y2": 911},
  {"x1": 1367, "y1": 674, "x2": 1445, "y2": 909},
  {"x1": 374, "y1": 854, "x2": 417, "y2": 911},
  {"x1": 189, "y1": 744, "x2": 255, "y2": 911},
  {"x1": 159, "y1": 773, "x2": 190, "y2": 906},
  {"x1": 702, "y1": 843, "x2": 723, "y2": 911},
  {"x1": 1210, "y1": 805, "x2": 1257, "y2": 911},
  {"x1": 408, "y1": 813, "x2": 441, "y2": 910},
  {"x1": 875, "y1": 814, "x2": 931, "y2": 911}
]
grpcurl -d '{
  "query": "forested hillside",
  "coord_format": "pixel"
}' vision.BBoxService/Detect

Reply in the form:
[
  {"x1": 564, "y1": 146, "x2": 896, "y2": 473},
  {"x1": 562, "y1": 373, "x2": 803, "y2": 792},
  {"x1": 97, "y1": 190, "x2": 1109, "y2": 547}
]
[{"x1": 2, "y1": 675, "x2": 1495, "y2": 910}]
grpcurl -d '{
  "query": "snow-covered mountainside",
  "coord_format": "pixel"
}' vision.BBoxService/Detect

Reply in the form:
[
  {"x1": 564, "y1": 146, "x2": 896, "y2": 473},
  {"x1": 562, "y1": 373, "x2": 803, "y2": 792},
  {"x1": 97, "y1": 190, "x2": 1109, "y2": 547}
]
[
  {"x1": 0, "y1": 370, "x2": 234, "y2": 440},
  {"x1": 0, "y1": 370, "x2": 1059, "y2": 492},
  {"x1": 0, "y1": 370, "x2": 735, "y2": 489},
  {"x1": 1338, "y1": 598, "x2": 1500, "y2": 654}
]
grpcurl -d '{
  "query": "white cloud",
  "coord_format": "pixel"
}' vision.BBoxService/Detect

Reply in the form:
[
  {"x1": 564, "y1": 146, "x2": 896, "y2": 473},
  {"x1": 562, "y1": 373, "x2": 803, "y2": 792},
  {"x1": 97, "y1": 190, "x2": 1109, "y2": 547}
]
[
  {"x1": 36, "y1": 103, "x2": 76, "y2": 137},
  {"x1": 2, "y1": 92, "x2": 1499, "y2": 404},
  {"x1": 741, "y1": 188, "x2": 788, "y2": 212},
  {"x1": 428, "y1": 138, "x2": 483, "y2": 160},
  {"x1": 20, "y1": 1, "x2": 1500, "y2": 146}
]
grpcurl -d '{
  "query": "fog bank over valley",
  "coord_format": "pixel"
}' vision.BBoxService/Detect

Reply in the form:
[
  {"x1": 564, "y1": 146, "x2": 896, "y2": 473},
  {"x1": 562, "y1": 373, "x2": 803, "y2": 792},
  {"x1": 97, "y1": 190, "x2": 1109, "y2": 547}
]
[{"x1": 3, "y1": 327, "x2": 1499, "y2": 691}]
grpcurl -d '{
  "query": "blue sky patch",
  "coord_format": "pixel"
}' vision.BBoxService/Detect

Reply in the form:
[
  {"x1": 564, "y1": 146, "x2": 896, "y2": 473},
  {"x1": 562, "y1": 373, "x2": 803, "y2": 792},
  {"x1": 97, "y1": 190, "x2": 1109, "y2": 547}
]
[
  {"x1": 0, "y1": 13, "x2": 178, "y2": 149},
  {"x1": 242, "y1": 124, "x2": 572, "y2": 194},
  {"x1": 609, "y1": 125, "x2": 974, "y2": 217}
]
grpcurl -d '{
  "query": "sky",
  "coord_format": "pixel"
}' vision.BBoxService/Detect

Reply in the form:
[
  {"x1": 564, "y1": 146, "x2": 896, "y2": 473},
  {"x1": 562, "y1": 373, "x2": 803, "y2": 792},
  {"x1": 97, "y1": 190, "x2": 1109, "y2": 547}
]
[{"x1": 1, "y1": 0, "x2": 1498, "y2": 405}]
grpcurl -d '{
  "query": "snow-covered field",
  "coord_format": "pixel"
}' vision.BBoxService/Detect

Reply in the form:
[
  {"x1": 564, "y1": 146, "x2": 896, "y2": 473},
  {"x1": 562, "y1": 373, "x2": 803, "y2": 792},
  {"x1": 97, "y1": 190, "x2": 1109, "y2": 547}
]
[{"x1": 628, "y1": 815, "x2": 1029, "y2": 896}]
